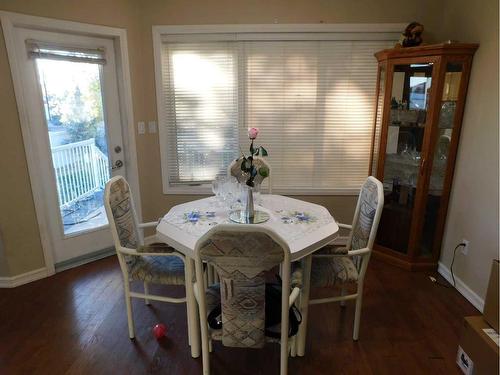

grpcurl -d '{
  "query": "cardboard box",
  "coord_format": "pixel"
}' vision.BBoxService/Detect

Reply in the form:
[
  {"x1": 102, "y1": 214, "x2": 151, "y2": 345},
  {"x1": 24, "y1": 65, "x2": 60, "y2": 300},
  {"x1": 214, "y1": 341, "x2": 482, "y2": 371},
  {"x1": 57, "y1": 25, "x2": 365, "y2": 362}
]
[
  {"x1": 457, "y1": 316, "x2": 499, "y2": 375},
  {"x1": 483, "y1": 259, "x2": 499, "y2": 333}
]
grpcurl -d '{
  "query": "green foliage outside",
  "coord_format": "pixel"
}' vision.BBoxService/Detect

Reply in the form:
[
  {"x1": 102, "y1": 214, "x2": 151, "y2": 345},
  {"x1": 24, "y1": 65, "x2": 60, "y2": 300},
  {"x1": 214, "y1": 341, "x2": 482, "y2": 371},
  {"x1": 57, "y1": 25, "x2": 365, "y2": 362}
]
[{"x1": 46, "y1": 75, "x2": 107, "y2": 154}]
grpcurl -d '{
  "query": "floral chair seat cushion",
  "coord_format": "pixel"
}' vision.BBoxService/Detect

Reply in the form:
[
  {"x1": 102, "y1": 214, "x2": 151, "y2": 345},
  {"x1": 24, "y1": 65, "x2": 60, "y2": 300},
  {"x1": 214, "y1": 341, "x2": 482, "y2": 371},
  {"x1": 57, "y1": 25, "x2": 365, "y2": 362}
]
[
  {"x1": 137, "y1": 243, "x2": 175, "y2": 254},
  {"x1": 315, "y1": 245, "x2": 348, "y2": 255},
  {"x1": 129, "y1": 255, "x2": 185, "y2": 285},
  {"x1": 310, "y1": 256, "x2": 358, "y2": 287}
]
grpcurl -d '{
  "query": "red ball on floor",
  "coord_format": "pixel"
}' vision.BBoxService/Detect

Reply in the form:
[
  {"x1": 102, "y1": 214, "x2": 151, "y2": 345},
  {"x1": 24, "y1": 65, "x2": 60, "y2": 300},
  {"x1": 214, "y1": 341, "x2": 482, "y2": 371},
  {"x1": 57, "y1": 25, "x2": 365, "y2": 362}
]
[{"x1": 153, "y1": 323, "x2": 167, "y2": 339}]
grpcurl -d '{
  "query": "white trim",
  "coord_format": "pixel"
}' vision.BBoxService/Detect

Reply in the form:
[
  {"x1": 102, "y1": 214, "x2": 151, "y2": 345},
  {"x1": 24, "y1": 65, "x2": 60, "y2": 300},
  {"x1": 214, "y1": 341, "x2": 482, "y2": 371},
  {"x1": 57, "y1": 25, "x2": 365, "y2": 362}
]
[
  {"x1": 0, "y1": 11, "x2": 141, "y2": 274},
  {"x1": 0, "y1": 267, "x2": 48, "y2": 288},
  {"x1": 153, "y1": 23, "x2": 403, "y2": 195},
  {"x1": 153, "y1": 23, "x2": 407, "y2": 35},
  {"x1": 54, "y1": 248, "x2": 115, "y2": 273},
  {"x1": 152, "y1": 25, "x2": 169, "y2": 195},
  {"x1": 437, "y1": 261, "x2": 484, "y2": 312},
  {"x1": 162, "y1": 185, "x2": 361, "y2": 196}
]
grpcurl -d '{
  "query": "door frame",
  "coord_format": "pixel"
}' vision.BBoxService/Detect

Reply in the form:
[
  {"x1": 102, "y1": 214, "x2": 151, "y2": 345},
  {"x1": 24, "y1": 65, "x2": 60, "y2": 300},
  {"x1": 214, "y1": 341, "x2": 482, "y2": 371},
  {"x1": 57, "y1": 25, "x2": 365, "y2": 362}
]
[{"x1": 1, "y1": 11, "x2": 141, "y2": 276}]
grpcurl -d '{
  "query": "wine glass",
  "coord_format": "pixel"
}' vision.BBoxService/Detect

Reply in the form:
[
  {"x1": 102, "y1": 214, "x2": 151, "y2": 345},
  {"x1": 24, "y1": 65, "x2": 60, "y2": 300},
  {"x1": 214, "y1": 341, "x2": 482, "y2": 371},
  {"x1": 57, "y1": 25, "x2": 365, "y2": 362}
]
[
  {"x1": 211, "y1": 178, "x2": 219, "y2": 196},
  {"x1": 225, "y1": 177, "x2": 239, "y2": 209},
  {"x1": 212, "y1": 175, "x2": 224, "y2": 206},
  {"x1": 253, "y1": 183, "x2": 261, "y2": 206}
]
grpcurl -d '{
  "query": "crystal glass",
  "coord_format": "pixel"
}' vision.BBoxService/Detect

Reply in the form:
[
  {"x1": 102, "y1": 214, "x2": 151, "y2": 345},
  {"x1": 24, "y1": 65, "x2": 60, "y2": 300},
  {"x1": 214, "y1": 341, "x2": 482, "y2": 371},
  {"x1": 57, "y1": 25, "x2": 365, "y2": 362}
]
[
  {"x1": 253, "y1": 183, "x2": 262, "y2": 206},
  {"x1": 417, "y1": 62, "x2": 463, "y2": 256},
  {"x1": 211, "y1": 178, "x2": 219, "y2": 196},
  {"x1": 224, "y1": 176, "x2": 239, "y2": 209},
  {"x1": 229, "y1": 182, "x2": 245, "y2": 210},
  {"x1": 219, "y1": 176, "x2": 231, "y2": 206},
  {"x1": 378, "y1": 62, "x2": 433, "y2": 254},
  {"x1": 212, "y1": 175, "x2": 225, "y2": 206}
]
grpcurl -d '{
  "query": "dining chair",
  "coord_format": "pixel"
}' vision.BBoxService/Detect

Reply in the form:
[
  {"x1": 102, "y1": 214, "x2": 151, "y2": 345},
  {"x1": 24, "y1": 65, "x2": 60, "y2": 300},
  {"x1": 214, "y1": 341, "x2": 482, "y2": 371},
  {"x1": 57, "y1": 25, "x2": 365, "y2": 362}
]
[
  {"x1": 295, "y1": 176, "x2": 384, "y2": 356},
  {"x1": 104, "y1": 176, "x2": 194, "y2": 343},
  {"x1": 227, "y1": 156, "x2": 272, "y2": 193},
  {"x1": 192, "y1": 224, "x2": 300, "y2": 375}
]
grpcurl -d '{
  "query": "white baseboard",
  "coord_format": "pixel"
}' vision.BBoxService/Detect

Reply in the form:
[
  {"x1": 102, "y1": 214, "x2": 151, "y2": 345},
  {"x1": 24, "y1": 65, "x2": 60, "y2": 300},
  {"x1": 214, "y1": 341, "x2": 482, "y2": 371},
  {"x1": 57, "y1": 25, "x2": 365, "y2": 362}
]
[
  {"x1": 438, "y1": 261, "x2": 484, "y2": 312},
  {"x1": 0, "y1": 267, "x2": 48, "y2": 288},
  {"x1": 55, "y1": 248, "x2": 115, "y2": 273}
]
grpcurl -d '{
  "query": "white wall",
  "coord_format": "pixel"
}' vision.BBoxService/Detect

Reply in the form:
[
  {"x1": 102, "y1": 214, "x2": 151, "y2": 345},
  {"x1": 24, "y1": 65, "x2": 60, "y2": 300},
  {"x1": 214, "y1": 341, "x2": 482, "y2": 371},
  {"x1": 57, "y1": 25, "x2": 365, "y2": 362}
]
[{"x1": 438, "y1": 0, "x2": 499, "y2": 306}]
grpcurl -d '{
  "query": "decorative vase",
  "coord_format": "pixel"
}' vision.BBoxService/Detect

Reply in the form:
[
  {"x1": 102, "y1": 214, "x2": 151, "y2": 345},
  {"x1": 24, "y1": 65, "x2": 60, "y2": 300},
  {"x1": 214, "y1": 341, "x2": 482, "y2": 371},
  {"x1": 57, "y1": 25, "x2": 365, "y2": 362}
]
[{"x1": 245, "y1": 186, "x2": 255, "y2": 221}]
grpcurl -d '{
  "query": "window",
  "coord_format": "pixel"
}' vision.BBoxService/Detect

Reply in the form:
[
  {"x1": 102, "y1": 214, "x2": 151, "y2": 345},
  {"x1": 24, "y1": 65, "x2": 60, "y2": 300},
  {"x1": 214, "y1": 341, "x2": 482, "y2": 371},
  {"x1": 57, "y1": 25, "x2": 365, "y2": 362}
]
[
  {"x1": 160, "y1": 42, "x2": 239, "y2": 185},
  {"x1": 156, "y1": 26, "x2": 398, "y2": 194}
]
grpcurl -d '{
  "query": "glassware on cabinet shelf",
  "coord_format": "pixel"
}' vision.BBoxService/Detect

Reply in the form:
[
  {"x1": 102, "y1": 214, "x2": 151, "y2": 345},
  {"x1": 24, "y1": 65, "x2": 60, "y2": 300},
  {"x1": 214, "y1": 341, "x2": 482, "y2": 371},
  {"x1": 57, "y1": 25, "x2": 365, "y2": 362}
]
[
  {"x1": 417, "y1": 62, "x2": 463, "y2": 257},
  {"x1": 377, "y1": 62, "x2": 433, "y2": 254}
]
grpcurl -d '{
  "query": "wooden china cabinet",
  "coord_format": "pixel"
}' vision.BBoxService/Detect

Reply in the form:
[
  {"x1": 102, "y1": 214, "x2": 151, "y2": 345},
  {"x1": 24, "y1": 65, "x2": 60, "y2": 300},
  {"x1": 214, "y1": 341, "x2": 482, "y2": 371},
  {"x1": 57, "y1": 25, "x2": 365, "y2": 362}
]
[{"x1": 369, "y1": 43, "x2": 478, "y2": 270}]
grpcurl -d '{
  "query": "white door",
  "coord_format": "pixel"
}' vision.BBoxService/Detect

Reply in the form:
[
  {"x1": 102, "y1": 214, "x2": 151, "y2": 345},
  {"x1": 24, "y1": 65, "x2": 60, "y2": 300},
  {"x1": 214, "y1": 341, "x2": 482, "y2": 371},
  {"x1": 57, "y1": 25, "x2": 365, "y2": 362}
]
[{"x1": 13, "y1": 29, "x2": 126, "y2": 265}]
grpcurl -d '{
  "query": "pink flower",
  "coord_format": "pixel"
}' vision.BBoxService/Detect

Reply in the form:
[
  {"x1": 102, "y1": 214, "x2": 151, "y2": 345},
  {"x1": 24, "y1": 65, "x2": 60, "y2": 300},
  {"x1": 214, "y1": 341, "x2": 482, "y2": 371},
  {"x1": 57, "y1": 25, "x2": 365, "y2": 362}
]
[{"x1": 248, "y1": 127, "x2": 259, "y2": 140}]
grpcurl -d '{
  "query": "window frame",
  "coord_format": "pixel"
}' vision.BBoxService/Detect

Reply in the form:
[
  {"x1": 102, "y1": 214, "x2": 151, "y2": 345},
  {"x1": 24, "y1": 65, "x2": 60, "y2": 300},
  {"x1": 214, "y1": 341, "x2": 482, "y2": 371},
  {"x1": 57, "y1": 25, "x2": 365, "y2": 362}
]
[{"x1": 153, "y1": 23, "x2": 405, "y2": 195}]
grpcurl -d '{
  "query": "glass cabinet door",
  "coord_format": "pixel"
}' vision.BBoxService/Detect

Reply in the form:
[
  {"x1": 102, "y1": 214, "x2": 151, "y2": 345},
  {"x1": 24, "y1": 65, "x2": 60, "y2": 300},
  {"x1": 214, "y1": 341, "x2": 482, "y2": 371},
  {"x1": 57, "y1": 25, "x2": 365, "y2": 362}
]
[
  {"x1": 376, "y1": 62, "x2": 434, "y2": 254},
  {"x1": 417, "y1": 62, "x2": 463, "y2": 256}
]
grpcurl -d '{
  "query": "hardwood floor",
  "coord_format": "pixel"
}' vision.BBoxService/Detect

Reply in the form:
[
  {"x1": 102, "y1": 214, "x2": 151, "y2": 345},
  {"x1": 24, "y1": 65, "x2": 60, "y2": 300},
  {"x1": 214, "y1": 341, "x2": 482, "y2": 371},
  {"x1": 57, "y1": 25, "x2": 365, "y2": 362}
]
[{"x1": 0, "y1": 256, "x2": 478, "y2": 374}]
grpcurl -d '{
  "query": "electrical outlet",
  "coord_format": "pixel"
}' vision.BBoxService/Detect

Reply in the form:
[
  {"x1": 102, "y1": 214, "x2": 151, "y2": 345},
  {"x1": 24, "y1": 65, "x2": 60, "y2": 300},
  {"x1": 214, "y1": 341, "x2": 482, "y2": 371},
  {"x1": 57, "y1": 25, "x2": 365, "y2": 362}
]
[
  {"x1": 138, "y1": 121, "x2": 146, "y2": 134},
  {"x1": 148, "y1": 121, "x2": 157, "y2": 134},
  {"x1": 461, "y1": 239, "x2": 469, "y2": 255},
  {"x1": 457, "y1": 345, "x2": 474, "y2": 374}
]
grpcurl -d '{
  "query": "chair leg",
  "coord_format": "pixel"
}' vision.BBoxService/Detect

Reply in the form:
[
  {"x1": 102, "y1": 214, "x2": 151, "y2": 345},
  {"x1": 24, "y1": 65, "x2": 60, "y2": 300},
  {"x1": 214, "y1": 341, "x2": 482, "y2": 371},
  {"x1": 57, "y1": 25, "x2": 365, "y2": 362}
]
[
  {"x1": 185, "y1": 259, "x2": 200, "y2": 358},
  {"x1": 353, "y1": 286, "x2": 363, "y2": 341},
  {"x1": 340, "y1": 285, "x2": 346, "y2": 308},
  {"x1": 297, "y1": 255, "x2": 312, "y2": 357},
  {"x1": 186, "y1": 289, "x2": 192, "y2": 347},
  {"x1": 280, "y1": 262, "x2": 291, "y2": 375},
  {"x1": 290, "y1": 336, "x2": 297, "y2": 357},
  {"x1": 203, "y1": 269, "x2": 209, "y2": 291},
  {"x1": 124, "y1": 280, "x2": 135, "y2": 339},
  {"x1": 144, "y1": 282, "x2": 151, "y2": 306},
  {"x1": 207, "y1": 265, "x2": 214, "y2": 286},
  {"x1": 214, "y1": 270, "x2": 219, "y2": 283},
  {"x1": 195, "y1": 261, "x2": 211, "y2": 375}
]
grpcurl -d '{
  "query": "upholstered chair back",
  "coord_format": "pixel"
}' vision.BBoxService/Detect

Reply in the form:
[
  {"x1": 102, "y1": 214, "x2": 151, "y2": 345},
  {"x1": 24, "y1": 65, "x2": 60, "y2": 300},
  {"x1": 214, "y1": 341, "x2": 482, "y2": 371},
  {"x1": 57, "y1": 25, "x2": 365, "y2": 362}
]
[
  {"x1": 228, "y1": 157, "x2": 272, "y2": 193},
  {"x1": 348, "y1": 176, "x2": 384, "y2": 252},
  {"x1": 104, "y1": 176, "x2": 142, "y2": 267},
  {"x1": 197, "y1": 227, "x2": 287, "y2": 349}
]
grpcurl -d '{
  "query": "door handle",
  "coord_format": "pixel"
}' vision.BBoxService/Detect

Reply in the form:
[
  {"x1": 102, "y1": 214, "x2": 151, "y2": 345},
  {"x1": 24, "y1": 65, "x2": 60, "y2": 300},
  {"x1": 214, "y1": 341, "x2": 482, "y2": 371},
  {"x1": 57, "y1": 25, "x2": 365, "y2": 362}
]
[{"x1": 112, "y1": 160, "x2": 124, "y2": 170}]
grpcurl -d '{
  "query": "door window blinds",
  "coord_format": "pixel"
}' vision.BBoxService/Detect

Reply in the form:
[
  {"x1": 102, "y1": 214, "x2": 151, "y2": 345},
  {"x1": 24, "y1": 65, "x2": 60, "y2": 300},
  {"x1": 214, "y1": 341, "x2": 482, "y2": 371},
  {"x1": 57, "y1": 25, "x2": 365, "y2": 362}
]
[
  {"x1": 26, "y1": 39, "x2": 106, "y2": 64},
  {"x1": 159, "y1": 36, "x2": 394, "y2": 193}
]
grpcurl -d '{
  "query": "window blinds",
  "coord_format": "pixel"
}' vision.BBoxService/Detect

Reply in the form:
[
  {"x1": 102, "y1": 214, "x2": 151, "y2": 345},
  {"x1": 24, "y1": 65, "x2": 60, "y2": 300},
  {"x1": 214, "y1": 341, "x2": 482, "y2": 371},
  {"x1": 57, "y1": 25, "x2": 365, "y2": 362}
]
[
  {"x1": 159, "y1": 37, "x2": 394, "y2": 193},
  {"x1": 26, "y1": 39, "x2": 106, "y2": 64},
  {"x1": 160, "y1": 42, "x2": 239, "y2": 184}
]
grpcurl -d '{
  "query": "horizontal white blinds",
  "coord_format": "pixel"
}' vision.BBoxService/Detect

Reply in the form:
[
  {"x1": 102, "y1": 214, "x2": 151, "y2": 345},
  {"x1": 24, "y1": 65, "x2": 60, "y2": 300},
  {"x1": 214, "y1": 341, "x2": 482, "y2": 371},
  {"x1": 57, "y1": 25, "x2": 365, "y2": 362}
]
[
  {"x1": 244, "y1": 40, "x2": 393, "y2": 191},
  {"x1": 160, "y1": 38, "x2": 394, "y2": 192},
  {"x1": 26, "y1": 39, "x2": 106, "y2": 64},
  {"x1": 161, "y1": 43, "x2": 239, "y2": 184}
]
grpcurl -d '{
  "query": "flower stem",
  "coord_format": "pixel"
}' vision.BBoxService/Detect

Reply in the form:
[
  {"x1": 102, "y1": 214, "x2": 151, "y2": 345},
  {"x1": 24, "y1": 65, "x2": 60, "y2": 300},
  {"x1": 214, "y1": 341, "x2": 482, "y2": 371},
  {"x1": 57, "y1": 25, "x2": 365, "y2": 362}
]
[{"x1": 248, "y1": 140, "x2": 254, "y2": 187}]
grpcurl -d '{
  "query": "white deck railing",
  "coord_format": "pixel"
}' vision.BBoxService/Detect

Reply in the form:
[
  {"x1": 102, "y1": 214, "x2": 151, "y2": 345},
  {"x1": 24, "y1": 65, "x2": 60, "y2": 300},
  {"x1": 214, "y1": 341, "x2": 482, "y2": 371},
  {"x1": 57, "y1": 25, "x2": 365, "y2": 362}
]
[{"x1": 51, "y1": 138, "x2": 110, "y2": 207}]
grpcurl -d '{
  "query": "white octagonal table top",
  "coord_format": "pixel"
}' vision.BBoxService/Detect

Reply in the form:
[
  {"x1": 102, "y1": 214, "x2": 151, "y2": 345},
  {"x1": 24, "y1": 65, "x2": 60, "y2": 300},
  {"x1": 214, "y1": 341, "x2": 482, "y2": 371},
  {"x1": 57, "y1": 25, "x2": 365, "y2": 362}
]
[{"x1": 156, "y1": 195, "x2": 339, "y2": 261}]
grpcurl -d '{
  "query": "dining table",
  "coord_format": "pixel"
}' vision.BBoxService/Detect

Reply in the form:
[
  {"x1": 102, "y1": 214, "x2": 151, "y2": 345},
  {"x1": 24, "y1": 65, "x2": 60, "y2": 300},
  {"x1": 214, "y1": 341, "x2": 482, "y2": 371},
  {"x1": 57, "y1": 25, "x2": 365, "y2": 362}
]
[{"x1": 156, "y1": 194, "x2": 339, "y2": 358}]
